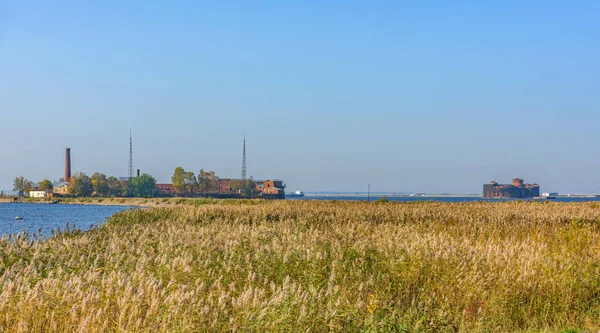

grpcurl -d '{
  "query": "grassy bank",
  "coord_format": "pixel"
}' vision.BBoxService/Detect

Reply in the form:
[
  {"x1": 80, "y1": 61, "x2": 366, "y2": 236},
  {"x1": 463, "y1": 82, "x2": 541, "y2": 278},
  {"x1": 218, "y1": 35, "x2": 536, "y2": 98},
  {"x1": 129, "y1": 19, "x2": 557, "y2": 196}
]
[{"x1": 1, "y1": 201, "x2": 600, "y2": 332}]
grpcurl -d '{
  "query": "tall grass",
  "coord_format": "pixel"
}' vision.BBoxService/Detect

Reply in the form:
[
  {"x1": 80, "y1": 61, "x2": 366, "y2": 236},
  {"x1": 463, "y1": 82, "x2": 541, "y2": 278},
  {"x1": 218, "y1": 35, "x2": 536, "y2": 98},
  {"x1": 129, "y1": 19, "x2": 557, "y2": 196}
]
[{"x1": 1, "y1": 201, "x2": 600, "y2": 332}]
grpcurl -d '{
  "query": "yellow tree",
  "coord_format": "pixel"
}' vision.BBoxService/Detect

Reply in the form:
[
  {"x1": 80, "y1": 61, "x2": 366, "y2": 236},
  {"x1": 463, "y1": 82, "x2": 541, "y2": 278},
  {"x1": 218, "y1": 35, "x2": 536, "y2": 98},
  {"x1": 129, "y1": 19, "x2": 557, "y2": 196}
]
[{"x1": 172, "y1": 167, "x2": 186, "y2": 194}]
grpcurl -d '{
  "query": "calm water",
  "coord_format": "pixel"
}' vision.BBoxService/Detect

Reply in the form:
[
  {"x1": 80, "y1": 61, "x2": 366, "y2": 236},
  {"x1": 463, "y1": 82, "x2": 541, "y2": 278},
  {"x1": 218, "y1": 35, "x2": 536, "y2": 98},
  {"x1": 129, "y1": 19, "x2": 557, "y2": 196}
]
[
  {"x1": 0, "y1": 203, "x2": 131, "y2": 238},
  {"x1": 288, "y1": 195, "x2": 600, "y2": 203}
]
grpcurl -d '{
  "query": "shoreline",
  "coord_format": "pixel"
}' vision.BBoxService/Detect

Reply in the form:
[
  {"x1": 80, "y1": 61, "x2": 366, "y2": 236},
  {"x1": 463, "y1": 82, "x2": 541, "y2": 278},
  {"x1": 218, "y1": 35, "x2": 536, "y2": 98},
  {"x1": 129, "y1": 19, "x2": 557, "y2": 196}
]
[
  {"x1": 0, "y1": 197, "x2": 155, "y2": 207},
  {"x1": 0, "y1": 197, "x2": 261, "y2": 207}
]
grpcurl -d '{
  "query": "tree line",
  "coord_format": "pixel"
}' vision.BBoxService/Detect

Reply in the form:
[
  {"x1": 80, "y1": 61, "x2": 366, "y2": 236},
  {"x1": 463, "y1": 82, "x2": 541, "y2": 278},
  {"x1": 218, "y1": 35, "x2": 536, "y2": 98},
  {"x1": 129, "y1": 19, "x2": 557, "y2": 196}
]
[
  {"x1": 171, "y1": 167, "x2": 260, "y2": 198},
  {"x1": 13, "y1": 173, "x2": 156, "y2": 198},
  {"x1": 12, "y1": 167, "x2": 262, "y2": 199}
]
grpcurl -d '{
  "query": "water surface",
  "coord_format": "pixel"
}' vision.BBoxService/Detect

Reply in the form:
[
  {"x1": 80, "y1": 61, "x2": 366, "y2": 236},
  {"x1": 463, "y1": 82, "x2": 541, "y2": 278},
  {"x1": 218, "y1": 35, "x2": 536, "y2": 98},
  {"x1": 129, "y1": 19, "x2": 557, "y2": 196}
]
[
  {"x1": 0, "y1": 203, "x2": 131, "y2": 238},
  {"x1": 289, "y1": 195, "x2": 600, "y2": 203}
]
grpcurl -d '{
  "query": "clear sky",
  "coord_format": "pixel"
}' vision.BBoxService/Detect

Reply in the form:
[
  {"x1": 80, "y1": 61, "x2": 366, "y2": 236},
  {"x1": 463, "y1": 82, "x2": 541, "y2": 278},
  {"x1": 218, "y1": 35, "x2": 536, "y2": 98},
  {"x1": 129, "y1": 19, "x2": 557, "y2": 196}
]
[{"x1": 1, "y1": 1, "x2": 599, "y2": 193}]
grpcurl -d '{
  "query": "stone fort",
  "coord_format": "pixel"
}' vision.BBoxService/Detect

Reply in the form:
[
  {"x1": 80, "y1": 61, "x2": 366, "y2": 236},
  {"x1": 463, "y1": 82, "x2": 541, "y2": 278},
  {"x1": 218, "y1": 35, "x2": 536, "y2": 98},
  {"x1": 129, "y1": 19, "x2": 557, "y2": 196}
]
[{"x1": 483, "y1": 178, "x2": 540, "y2": 198}]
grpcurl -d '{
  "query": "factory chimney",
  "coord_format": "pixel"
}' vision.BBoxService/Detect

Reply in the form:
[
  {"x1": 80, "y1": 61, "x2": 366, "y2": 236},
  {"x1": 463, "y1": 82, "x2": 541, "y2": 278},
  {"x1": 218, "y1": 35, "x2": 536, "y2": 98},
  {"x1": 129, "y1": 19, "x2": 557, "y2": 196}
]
[
  {"x1": 65, "y1": 148, "x2": 71, "y2": 181},
  {"x1": 137, "y1": 169, "x2": 140, "y2": 177}
]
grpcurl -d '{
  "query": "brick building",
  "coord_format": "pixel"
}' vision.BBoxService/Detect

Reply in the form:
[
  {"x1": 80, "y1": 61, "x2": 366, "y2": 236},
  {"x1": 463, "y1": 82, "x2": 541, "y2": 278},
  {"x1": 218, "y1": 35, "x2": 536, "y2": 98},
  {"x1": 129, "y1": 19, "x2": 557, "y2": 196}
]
[
  {"x1": 261, "y1": 179, "x2": 285, "y2": 199},
  {"x1": 218, "y1": 179, "x2": 231, "y2": 192},
  {"x1": 154, "y1": 183, "x2": 174, "y2": 196}
]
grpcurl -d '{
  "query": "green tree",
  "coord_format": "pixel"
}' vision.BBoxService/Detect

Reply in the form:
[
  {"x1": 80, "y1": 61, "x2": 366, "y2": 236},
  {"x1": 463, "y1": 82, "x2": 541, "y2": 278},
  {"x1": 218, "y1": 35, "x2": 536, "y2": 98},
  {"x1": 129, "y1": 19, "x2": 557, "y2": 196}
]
[
  {"x1": 184, "y1": 171, "x2": 198, "y2": 194},
  {"x1": 13, "y1": 176, "x2": 34, "y2": 197},
  {"x1": 198, "y1": 169, "x2": 220, "y2": 193},
  {"x1": 91, "y1": 173, "x2": 109, "y2": 196},
  {"x1": 68, "y1": 173, "x2": 93, "y2": 197},
  {"x1": 172, "y1": 167, "x2": 186, "y2": 194},
  {"x1": 107, "y1": 176, "x2": 121, "y2": 197},
  {"x1": 38, "y1": 179, "x2": 53, "y2": 191},
  {"x1": 245, "y1": 177, "x2": 260, "y2": 198},
  {"x1": 129, "y1": 174, "x2": 156, "y2": 198},
  {"x1": 230, "y1": 179, "x2": 244, "y2": 192},
  {"x1": 23, "y1": 181, "x2": 34, "y2": 196},
  {"x1": 230, "y1": 178, "x2": 260, "y2": 198},
  {"x1": 13, "y1": 176, "x2": 27, "y2": 196},
  {"x1": 119, "y1": 180, "x2": 130, "y2": 197}
]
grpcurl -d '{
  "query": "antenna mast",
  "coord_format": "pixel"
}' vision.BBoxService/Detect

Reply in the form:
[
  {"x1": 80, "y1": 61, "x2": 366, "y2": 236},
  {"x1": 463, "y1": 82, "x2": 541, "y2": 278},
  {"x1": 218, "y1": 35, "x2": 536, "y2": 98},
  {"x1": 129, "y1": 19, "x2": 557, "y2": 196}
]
[
  {"x1": 128, "y1": 129, "x2": 134, "y2": 179},
  {"x1": 241, "y1": 132, "x2": 247, "y2": 181}
]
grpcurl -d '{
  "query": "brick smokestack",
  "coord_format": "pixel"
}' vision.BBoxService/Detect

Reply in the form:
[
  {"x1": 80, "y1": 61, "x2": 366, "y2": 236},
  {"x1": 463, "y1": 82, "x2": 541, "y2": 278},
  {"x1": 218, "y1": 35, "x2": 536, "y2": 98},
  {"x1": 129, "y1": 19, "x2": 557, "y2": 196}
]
[{"x1": 65, "y1": 148, "x2": 71, "y2": 181}]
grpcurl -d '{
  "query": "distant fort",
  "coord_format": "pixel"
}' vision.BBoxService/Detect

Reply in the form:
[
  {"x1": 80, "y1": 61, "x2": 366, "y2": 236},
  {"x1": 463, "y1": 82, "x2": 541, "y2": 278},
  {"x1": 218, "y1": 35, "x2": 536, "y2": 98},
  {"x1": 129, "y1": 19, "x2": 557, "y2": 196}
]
[{"x1": 483, "y1": 178, "x2": 540, "y2": 198}]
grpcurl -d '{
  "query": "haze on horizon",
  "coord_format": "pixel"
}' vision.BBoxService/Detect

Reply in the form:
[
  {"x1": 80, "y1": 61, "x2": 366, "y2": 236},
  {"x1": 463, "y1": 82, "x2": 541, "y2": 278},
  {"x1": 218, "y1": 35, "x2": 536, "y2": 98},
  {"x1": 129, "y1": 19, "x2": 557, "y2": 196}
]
[{"x1": 1, "y1": 1, "x2": 599, "y2": 194}]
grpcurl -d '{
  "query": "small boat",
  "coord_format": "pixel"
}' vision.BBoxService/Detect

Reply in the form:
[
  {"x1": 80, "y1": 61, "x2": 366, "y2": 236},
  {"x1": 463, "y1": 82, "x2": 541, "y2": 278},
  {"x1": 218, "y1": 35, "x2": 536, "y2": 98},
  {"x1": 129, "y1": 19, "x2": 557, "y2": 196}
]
[{"x1": 15, "y1": 216, "x2": 23, "y2": 220}]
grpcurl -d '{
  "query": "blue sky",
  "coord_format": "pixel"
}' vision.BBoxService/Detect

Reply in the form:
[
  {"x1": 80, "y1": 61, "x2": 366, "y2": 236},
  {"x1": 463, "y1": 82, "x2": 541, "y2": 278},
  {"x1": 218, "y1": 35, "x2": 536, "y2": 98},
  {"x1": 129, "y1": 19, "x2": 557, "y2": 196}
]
[{"x1": 0, "y1": 1, "x2": 599, "y2": 193}]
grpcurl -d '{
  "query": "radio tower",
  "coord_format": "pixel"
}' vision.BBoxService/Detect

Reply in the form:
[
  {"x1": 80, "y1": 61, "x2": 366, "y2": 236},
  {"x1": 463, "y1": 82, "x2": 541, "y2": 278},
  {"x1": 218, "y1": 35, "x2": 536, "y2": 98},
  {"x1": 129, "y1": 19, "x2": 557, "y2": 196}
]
[
  {"x1": 241, "y1": 132, "x2": 247, "y2": 181},
  {"x1": 128, "y1": 129, "x2": 134, "y2": 179}
]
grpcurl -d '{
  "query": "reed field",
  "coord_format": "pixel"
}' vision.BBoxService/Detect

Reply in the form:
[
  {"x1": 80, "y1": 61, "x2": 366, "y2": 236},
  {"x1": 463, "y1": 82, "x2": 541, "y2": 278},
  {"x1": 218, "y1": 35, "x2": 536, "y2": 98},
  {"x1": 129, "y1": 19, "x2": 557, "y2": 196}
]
[{"x1": 1, "y1": 200, "x2": 600, "y2": 332}]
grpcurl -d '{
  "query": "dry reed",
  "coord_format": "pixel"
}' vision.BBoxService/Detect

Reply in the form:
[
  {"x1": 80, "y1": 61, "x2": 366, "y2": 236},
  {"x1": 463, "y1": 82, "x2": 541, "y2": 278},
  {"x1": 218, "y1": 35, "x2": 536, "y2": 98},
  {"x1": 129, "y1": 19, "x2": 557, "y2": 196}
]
[{"x1": 1, "y1": 200, "x2": 599, "y2": 332}]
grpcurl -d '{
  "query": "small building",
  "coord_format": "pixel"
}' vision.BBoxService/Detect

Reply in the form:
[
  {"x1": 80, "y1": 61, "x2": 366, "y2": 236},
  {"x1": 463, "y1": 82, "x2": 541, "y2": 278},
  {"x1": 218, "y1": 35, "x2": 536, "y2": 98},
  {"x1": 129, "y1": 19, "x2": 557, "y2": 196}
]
[
  {"x1": 261, "y1": 179, "x2": 285, "y2": 199},
  {"x1": 52, "y1": 182, "x2": 70, "y2": 195},
  {"x1": 29, "y1": 190, "x2": 53, "y2": 198}
]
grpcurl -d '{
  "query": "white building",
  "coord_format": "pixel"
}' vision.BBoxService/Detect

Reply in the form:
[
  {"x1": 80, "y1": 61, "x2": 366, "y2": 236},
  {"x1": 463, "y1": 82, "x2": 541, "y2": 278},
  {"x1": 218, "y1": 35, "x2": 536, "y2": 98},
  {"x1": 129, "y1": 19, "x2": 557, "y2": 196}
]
[{"x1": 29, "y1": 190, "x2": 50, "y2": 198}]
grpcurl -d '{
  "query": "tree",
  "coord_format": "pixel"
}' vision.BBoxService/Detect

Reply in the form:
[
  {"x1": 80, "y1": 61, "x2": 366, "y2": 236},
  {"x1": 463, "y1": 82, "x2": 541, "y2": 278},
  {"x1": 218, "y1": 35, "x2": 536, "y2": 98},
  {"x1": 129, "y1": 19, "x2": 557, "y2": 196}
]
[
  {"x1": 107, "y1": 176, "x2": 121, "y2": 197},
  {"x1": 13, "y1": 176, "x2": 33, "y2": 197},
  {"x1": 172, "y1": 167, "x2": 186, "y2": 194},
  {"x1": 13, "y1": 176, "x2": 26, "y2": 196},
  {"x1": 230, "y1": 179, "x2": 244, "y2": 192},
  {"x1": 68, "y1": 173, "x2": 93, "y2": 197},
  {"x1": 129, "y1": 174, "x2": 156, "y2": 198},
  {"x1": 198, "y1": 169, "x2": 220, "y2": 193},
  {"x1": 184, "y1": 171, "x2": 198, "y2": 194},
  {"x1": 23, "y1": 181, "x2": 34, "y2": 196},
  {"x1": 38, "y1": 179, "x2": 53, "y2": 191},
  {"x1": 91, "y1": 173, "x2": 109, "y2": 197},
  {"x1": 119, "y1": 180, "x2": 130, "y2": 197},
  {"x1": 230, "y1": 177, "x2": 260, "y2": 198},
  {"x1": 244, "y1": 177, "x2": 260, "y2": 198}
]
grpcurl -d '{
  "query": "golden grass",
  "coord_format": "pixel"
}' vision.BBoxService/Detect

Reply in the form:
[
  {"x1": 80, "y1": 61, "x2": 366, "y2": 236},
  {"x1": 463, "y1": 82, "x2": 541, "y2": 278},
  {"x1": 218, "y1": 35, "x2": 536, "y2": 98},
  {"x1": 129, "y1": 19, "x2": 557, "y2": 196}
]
[{"x1": 1, "y1": 200, "x2": 600, "y2": 332}]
